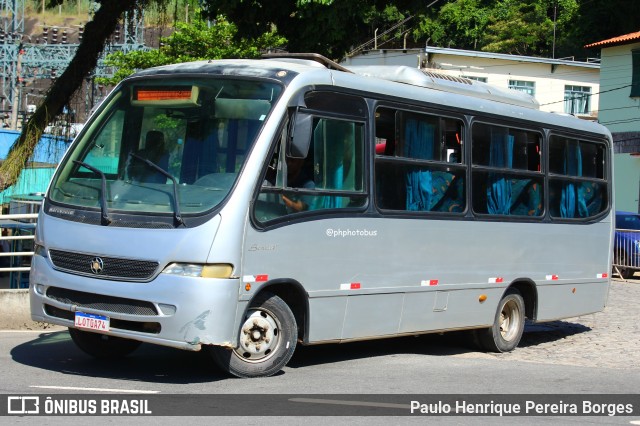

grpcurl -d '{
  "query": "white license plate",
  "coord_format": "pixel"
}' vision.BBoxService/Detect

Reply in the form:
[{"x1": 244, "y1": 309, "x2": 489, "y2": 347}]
[{"x1": 74, "y1": 312, "x2": 110, "y2": 331}]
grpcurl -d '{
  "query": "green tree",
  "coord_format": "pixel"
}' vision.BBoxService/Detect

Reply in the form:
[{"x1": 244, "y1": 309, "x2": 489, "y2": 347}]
[
  {"x1": 414, "y1": 0, "x2": 491, "y2": 50},
  {"x1": 2, "y1": 0, "x2": 638, "y2": 191},
  {"x1": 202, "y1": 0, "x2": 424, "y2": 59},
  {"x1": 98, "y1": 16, "x2": 286, "y2": 86}
]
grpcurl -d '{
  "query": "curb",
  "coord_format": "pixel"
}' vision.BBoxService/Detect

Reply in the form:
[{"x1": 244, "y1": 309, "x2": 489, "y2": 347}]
[{"x1": 0, "y1": 289, "x2": 57, "y2": 330}]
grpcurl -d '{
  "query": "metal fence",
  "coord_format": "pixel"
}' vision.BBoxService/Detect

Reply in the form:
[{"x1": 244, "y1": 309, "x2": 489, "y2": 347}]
[
  {"x1": 613, "y1": 228, "x2": 640, "y2": 279},
  {"x1": 0, "y1": 212, "x2": 37, "y2": 288}
]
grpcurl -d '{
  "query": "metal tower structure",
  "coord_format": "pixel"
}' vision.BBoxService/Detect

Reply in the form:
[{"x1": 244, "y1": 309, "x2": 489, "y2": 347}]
[{"x1": 0, "y1": 0, "x2": 147, "y2": 131}]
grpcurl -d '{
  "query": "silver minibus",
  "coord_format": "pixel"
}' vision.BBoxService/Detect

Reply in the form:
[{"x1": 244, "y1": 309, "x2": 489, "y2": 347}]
[{"x1": 30, "y1": 54, "x2": 613, "y2": 377}]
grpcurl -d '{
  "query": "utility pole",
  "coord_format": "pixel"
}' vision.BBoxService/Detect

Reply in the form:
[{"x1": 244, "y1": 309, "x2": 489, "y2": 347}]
[
  {"x1": 1, "y1": 0, "x2": 147, "y2": 129},
  {"x1": 552, "y1": 0, "x2": 557, "y2": 59},
  {"x1": 9, "y1": 45, "x2": 22, "y2": 129}
]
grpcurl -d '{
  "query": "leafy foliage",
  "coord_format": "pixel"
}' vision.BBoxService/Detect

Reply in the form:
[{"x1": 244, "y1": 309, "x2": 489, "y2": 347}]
[
  {"x1": 97, "y1": 16, "x2": 286, "y2": 85},
  {"x1": 202, "y1": 0, "x2": 639, "y2": 60}
]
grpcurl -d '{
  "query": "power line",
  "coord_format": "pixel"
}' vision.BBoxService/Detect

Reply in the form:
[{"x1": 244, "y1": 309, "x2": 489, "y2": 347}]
[
  {"x1": 346, "y1": 0, "x2": 442, "y2": 58},
  {"x1": 538, "y1": 84, "x2": 632, "y2": 107}
]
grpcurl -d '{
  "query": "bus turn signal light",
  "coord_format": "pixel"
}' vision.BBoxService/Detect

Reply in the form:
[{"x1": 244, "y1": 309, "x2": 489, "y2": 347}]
[{"x1": 202, "y1": 264, "x2": 234, "y2": 279}]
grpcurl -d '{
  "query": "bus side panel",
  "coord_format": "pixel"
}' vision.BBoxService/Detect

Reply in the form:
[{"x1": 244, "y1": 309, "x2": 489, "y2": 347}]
[
  {"x1": 243, "y1": 216, "x2": 611, "y2": 343},
  {"x1": 399, "y1": 287, "x2": 503, "y2": 333},
  {"x1": 535, "y1": 281, "x2": 609, "y2": 322},
  {"x1": 306, "y1": 297, "x2": 348, "y2": 342},
  {"x1": 340, "y1": 293, "x2": 404, "y2": 339}
]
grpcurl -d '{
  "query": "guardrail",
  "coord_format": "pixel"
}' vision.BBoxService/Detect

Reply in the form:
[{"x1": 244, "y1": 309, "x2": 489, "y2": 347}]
[
  {"x1": 613, "y1": 228, "x2": 640, "y2": 280},
  {"x1": 0, "y1": 213, "x2": 38, "y2": 288}
]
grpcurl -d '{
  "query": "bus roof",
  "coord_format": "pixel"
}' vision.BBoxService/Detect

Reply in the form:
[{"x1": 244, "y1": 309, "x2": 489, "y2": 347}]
[{"x1": 129, "y1": 54, "x2": 611, "y2": 139}]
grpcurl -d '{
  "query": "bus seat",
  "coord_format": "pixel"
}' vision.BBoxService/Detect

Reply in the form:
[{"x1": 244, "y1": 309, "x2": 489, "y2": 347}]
[
  {"x1": 511, "y1": 179, "x2": 542, "y2": 216},
  {"x1": 579, "y1": 181, "x2": 602, "y2": 217},
  {"x1": 431, "y1": 171, "x2": 464, "y2": 213},
  {"x1": 130, "y1": 130, "x2": 169, "y2": 183}
]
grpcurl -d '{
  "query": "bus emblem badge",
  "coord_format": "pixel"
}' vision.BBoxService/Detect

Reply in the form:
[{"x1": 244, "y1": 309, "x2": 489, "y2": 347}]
[{"x1": 90, "y1": 257, "x2": 104, "y2": 274}]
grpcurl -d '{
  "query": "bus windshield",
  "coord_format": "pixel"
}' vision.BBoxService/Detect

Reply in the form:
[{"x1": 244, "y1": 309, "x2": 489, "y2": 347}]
[{"x1": 50, "y1": 77, "x2": 282, "y2": 220}]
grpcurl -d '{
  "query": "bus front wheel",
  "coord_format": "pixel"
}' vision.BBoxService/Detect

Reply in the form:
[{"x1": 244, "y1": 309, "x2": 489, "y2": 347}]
[
  {"x1": 68, "y1": 328, "x2": 141, "y2": 358},
  {"x1": 207, "y1": 292, "x2": 297, "y2": 378},
  {"x1": 475, "y1": 289, "x2": 525, "y2": 353}
]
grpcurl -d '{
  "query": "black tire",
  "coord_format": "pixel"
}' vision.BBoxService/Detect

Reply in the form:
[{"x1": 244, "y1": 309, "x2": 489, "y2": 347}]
[
  {"x1": 68, "y1": 328, "x2": 141, "y2": 358},
  {"x1": 475, "y1": 288, "x2": 525, "y2": 353},
  {"x1": 206, "y1": 292, "x2": 297, "y2": 378},
  {"x1": 619, "y1": 267, "x2": 635, "y2": 279}
]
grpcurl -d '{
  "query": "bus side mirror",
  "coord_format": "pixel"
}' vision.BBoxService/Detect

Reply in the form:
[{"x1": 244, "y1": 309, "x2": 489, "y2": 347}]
[{"x1": 288, "y1": 112, "x2": 313, "y2": 158}]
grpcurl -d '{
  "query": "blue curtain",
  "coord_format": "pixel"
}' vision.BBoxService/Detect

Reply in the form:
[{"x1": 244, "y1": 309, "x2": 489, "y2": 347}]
[
  {"x1": 487, "y1": 131, "x2": 514, "y2": 215},
  {"x1": 405, "y1": 119, "x2": 435, "y2": 211},
  {"x1": 314, "y1": 120, "x2": 353, "y2": 209},
  {"x1": 560, "y1": 140, "x2": 587, "y2": 218}
]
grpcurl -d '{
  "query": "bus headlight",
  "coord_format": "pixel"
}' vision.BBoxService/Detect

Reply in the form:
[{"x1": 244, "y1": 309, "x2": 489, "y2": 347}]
[{"x1": 162, "y1": 263, "x2": 233, "y2": 278}]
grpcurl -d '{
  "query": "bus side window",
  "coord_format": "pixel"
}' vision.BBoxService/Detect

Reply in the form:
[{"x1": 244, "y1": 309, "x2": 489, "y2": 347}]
[
  {"x1": 548, "y1": 136, "x2": 607, "y2": 219},
  {"x1": 254, "y1": 115, "x2": 366, "y2": 223},
  {"x1": 471, "y1": 123, "x2": 543, "y2": 216},
  {"x1": 374, "y1": 107, "x2": 465, "y2": 213}
]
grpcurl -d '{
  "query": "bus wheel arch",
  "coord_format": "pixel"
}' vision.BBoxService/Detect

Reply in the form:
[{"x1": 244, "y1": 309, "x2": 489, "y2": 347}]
[
  {"x1": 251, "y1": 279, "x2": 309, "y2": 343},
  {"x1": 508, "y1": 279, "x2": 537, "y2": 321},
  {"x1": 206, "y1": 280, "x2": 308, "y2": 378}
]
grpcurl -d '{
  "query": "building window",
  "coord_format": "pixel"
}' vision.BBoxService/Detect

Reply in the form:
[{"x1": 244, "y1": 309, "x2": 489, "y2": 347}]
[
  {"x1": 508, "y1": 80, "x2": 535, "y2": 96},
  {"x1": 632, "y1": 50, "x2": 640, "y2": 98},
  {"x1": 464, "y1": 76, "x2": 488, "y2": 83},
  {"x1": 564, "y1": 85, "x2": 591, "y2": 115}
]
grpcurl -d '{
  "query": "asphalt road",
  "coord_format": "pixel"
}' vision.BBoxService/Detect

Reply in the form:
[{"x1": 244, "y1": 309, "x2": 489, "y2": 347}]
[{"x1": 1, "y1": 279, "x2": 639, "y2": 425}]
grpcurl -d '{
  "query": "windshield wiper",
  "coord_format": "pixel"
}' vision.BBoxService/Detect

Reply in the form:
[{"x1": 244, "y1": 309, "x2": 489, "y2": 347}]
[
  {"x1": 72, "y1": 160, "x2": 111, "y2": 226},
  {"x1": 129, "y1": 152, "x2": 186, "y2": 227}
]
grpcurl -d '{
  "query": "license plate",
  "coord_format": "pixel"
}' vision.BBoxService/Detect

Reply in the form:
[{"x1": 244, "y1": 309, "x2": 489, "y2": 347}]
[{"x1": 74, "y1": 312, "x2": 110, "y2": 332}]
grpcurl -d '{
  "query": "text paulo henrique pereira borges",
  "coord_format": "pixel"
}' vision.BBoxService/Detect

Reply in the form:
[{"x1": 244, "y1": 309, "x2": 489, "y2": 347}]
[{"x1": 410, "y1": 400, "x2": 634, "y2": 416}]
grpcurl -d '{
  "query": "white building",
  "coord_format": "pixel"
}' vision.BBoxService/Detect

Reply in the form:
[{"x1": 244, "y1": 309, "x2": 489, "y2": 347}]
[
  {"x1": 585, "y1": 31, "x2": 640, "y2": 212},
  {"x1": 342, "y1": 47, "x2": 600, "y2": 119}
]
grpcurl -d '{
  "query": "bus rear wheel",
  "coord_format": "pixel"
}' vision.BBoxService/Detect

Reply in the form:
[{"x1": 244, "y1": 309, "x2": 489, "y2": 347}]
[
  {"x1": 207, "y1": 292, "x2": 297, "y2": 378},
  {"x1": 618, "y1": 267, "x2": 635, "y2": 279},
  {"x1": 475, "y1": 289, "x2": 525, "y2": 353},
  {"x1": 68, "y1": 328, "x2": 141, "y2": 358}
]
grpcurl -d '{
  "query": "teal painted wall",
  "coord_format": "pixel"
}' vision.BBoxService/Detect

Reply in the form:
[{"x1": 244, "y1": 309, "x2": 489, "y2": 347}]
[{"x1": 614, "y1": 153, "x2": 640, "y2": 213}]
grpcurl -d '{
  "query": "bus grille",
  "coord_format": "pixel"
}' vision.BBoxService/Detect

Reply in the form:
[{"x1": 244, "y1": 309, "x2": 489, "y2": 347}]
[
  {"x1": 46, "y1": 286, "x2": 159, "y2": 316},
  {"x1": 49, "y1": 249, "x2": 159, "y2": 281}
]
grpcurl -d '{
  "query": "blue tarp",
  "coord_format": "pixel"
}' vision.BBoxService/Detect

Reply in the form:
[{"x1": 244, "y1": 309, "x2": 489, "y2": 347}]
[
  {"x1": 0, "y1": 129, "x2": 69, "y2": 164},
  {"x1": 0, "y1": 129, "x2": 70, "y2": 204}
]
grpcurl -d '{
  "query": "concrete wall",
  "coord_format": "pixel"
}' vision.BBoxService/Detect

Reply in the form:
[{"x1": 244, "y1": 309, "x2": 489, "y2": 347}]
[{"x1": 0, "y1": 289, "x2": 55, "y2": 330}]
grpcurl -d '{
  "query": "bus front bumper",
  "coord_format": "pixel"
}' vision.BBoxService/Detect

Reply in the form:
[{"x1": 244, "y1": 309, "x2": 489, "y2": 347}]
[{"x1": 29, "y1": 256, "x2": 241, "y2": 352}]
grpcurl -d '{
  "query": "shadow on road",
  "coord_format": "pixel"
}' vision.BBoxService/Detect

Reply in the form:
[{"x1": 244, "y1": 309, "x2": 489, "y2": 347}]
[
  {"x1": 517, "y1": 320, "x2": 591, "y2": 348},
  {"x1": 11, "y1": 319, "x2": 592, "y2": 382},
  {"x1": 10, "y1": 330, "x2": 226, "y2": 384}
]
